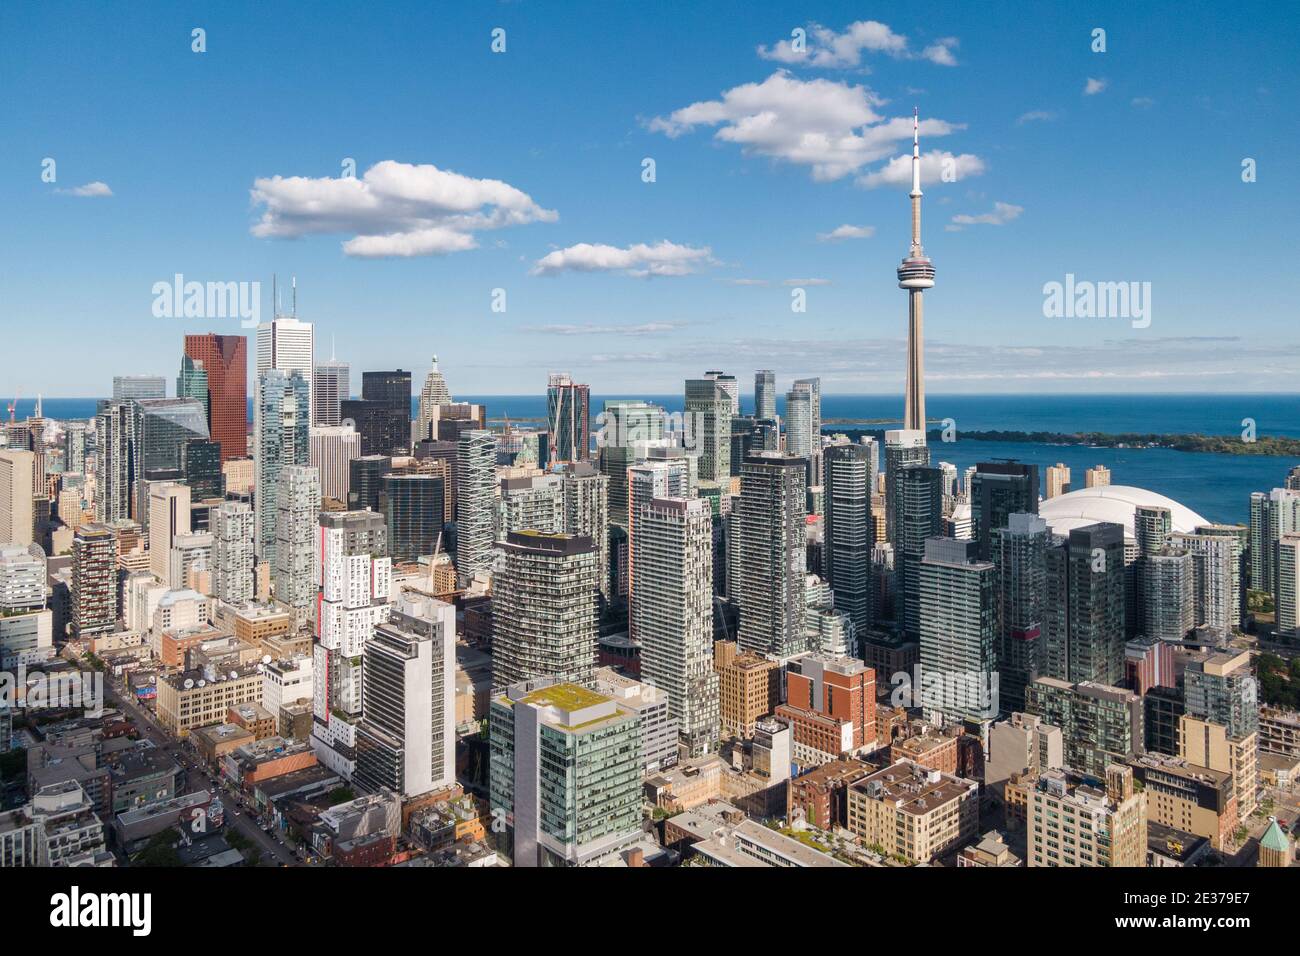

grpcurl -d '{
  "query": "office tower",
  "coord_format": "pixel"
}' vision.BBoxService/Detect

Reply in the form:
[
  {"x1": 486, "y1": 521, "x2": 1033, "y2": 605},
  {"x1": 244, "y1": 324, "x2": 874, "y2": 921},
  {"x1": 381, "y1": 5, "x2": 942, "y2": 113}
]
[
  {"x1": 132, "y1": 398, "x2": 210, "y2": 480},
  {"x1": 71, "y1": 523, "x2": 115, "y2": 636},
  {"x1": 1042, "y1": 523, "x2": 1127, "y2": 685},
  {"x1": 1277, "y1": 536, "x2": 1300, "y2": 639},
  {"x1": 62, "y1": 422, "x2": 87, "y2": 475},
  {"x1": 969, "y1": 461, "x2": 1039, "y2": 561},
  {"x1": 546, "y1": 373, "x2": 591, "y2": 464},
  {"x1": 822, "y1": 443, "x2": 873, "y2": 632},
  {"x1": 359, "y1": 369, "x2": 412, "y2": 455},
  {"x1": 884, "y1": 429, "x2": 930, "y2": 541},
  {"x1": 274, "y1": 465, "x2": 320, "y2": 628},
  {"x1": 312, "y1": 359, "x2": 349, "y2": 428},
  {"x1": 0, "y1": 450, "x2": 35, "y2": 546},
  {"x1": 341, "y1": 398, "x2": 393, "y2": 457},
  {"x1": 434, "y1": 402, "x2": 486, "y2": 442},
  {"x1": 733, "y1": 453, "x2": 807, "y2": 658},
  {"x1": 180, "y1": 438, "x2": 223, "y2": 501},
  {"x1": 754, "y1": 369, "x2": 776, "y2": 421},
  {"x1": 1142, "y1": 548, "x2": 1195, "y2": 640},
  {"x1": 413, "y1": 356, "x2": 453, "y2": 443},
  {"x1": 1085, "y1": 465, "x2": 1111, "y2": 489},
  {"x1": 705, "y1": 370, "x2": 739, "y2": 415},
  {"x1": 685, "y1": 375, "x2": 732, "y2": 482},
  {"x1": 210, "y1": 501, "x2": 255, "y2": 604},
  {"x1": 993, "y1": 514, "x2": 1049, "y2": 713},
  {"x1": 894, "y1": 465, "x2": 943, "y2": 639},
  {"x1": 633, "y1": 497, "x2": 719, "y2": 756},
  {"x1": 112, "y1": 375, "x2": 165, "y2": 401},
  {"x1": 176, "y1": 355, "x2": 209, "y2": 420},
  {"x1": 385, "y1": 473, "x2": 446, "y2": 562},
  {"x1": 784, "y1": 388, "x2": 811, "y2": 459},
  {"x1": 777, "y1": 655, "x2": 876, "y2": 765},
  {"x1": 147, "y1": 482, "x2": 191, "y2": 586},
  {"x1": 256, "y1": 313, "x2": 315, "y2": 424},
  {"x1": 312, "y1": 510, "x2": 393, "y2": 778},
  {"x1": 917, "y1": 538, "x2": 998, "y2": 721},
  {"x1": 183, "y1": 334, "x2": 247, "y2": 461},
  {"x1": 1044, "y1": 463, "x2": 1071, "y2": 499},
  {"x1": 348, "y1": 454, "x2": 390, "y2": 512},
  {"x1": 598, "y1": 400, "x2": 665, "y2": 526},
  {"x1": 310, "y1": 424, "x2": 361, "y2": 503},
  {"x1": 897, "y1": 110, "x2": 935, "y2": 431},
  {"x1": 454, "y1": 430, "x2": 496, "y2": 583},
  {"x1": 254, "y1": 369, "x2": 310, "y2": 564},
  {"x1": 491, "y1": 532, "x2": 599, "y2": 690},
  {"x1": 561, "y1": 463, "x2": 609, "y2": 603},
  {"x1": 1027, "y1": 766, "x2": 1147, "y2": 867},
  {"x1": 489, "y1": 678, "x2": 643, "y2": 867},
  {"x1": 730, "y1": 416, "x2": 777, "y2": 476},
  {"x1": 355, "y1": 594, "x2": 457, "y2": 798},
  {"x1": 1025, "y1": 676, "x2": 1144, "y2": 777},
  {"x1": 791, "y1": 378, "x2": 822, "y2": 481}
]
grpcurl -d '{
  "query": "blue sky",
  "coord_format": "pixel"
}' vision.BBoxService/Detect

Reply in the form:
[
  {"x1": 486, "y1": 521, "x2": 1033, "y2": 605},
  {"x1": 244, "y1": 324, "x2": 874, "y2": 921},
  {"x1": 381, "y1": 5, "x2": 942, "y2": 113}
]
[{"x1": 1, "y1": 0, "x2": 1297, "y2": 398}]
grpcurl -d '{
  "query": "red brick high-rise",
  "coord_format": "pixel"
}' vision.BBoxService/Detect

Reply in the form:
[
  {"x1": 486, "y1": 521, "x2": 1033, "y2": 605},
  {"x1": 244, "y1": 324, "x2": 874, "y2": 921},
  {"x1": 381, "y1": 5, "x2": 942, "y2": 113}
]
[{"x1": 184, "y1": 334, "x2": 247, "y2": 461}]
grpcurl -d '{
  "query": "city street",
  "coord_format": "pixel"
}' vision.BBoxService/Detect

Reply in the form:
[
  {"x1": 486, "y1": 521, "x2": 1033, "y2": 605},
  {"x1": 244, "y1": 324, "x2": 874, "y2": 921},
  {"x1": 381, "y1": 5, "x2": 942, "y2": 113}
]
[{"x1": 105, "y1": 681, "x2": 297, "y2": 866}]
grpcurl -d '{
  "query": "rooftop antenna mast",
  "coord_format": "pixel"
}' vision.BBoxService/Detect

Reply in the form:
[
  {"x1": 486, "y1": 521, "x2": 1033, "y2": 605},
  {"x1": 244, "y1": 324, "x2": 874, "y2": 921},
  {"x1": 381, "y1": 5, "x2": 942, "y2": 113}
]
[{"x1": 292, "y1": 276, "x2": 297, "y2": 317}]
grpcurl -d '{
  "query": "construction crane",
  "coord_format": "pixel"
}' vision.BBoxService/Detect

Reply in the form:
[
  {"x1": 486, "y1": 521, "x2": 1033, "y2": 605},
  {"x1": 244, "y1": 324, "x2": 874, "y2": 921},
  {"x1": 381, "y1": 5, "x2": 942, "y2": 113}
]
[{"x1": 6, "y1": 389, "x2": 19, "y2": 425}]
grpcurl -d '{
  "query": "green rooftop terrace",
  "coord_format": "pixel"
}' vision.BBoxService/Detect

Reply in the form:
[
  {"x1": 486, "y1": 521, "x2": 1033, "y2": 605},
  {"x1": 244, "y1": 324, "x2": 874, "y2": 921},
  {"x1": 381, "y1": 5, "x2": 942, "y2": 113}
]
[{"x1": 519, "y1": 683, "x2": 608, "y2": 712}]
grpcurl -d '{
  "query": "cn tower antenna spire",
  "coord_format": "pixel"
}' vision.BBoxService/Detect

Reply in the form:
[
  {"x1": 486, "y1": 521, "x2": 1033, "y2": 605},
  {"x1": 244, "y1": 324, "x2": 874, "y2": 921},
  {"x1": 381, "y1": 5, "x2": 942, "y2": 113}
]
[{"x1": 898, "y1": 108, "x2": 935, "y2": 432}]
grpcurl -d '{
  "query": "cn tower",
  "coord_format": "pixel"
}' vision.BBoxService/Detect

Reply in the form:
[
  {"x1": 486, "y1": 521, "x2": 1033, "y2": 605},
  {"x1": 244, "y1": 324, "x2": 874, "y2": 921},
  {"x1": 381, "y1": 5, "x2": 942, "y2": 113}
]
[{"x1": 897, "y1": 108, "x2": 935, "y2": 432}]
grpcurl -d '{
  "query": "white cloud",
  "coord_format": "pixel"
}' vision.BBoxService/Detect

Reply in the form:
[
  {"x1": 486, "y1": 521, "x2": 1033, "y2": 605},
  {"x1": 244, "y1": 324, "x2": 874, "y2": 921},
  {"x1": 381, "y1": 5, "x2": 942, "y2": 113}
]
[
  {"x1": 249, "y1": 160, "x2": 556, "y2": 258},
  {"x1": 948, "y1": 201, "x2": 1023, "y2": 230},
  {"x1": 757, "y1": 21, "x2": 957, "y2": 68},
  {"x1": 920, "y1": 38, "x2": 959, "y2": 66},
  {"x1": 531, "y1": 241, "x2": 713, "y2": 278},
  {"x1": 1084, "y1": 77, "x2": 1108, "y2": 95},
  {"x1": 817, "y1": 224, "x2": 876, "y2": 242},
  {"x1": 857, "y1": 150, "x2": 986, "y2": 189},
  {"x1": 1016, "y1": 110, "x2": 1058, "y2": 125},
  {"x1": 721, "y1": 278, "x2": 771, "y2": 286},
  {"x1": 758, "y1": 20, "x2": 908, "y2": 68},
  {"x1": 56, "y1": 181, "x2": 113, "y2": 198},
  {"x1": 647, "y1": 71, "x2": 973, "y2": 183},
  {"x1": 783, "y1": 278, "x2": 832, "y2": 287},
  {"x1": 1131, "y1": 96, "x2": 1155, "y2": 109}
]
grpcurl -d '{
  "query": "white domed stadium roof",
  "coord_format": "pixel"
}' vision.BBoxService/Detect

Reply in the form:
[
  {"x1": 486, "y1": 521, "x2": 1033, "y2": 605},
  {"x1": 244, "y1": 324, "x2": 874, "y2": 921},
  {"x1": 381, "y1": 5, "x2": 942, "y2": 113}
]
[{"x1": 1038, "y1": 485, "x2": 1208, "y2": 541}]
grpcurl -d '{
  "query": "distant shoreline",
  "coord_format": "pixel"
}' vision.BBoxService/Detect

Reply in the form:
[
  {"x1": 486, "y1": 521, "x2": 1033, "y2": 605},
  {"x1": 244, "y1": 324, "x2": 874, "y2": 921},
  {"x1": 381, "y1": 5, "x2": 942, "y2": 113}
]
[{"x1": 831, "y1": 427, "x2": 1300, "y2": 458}]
